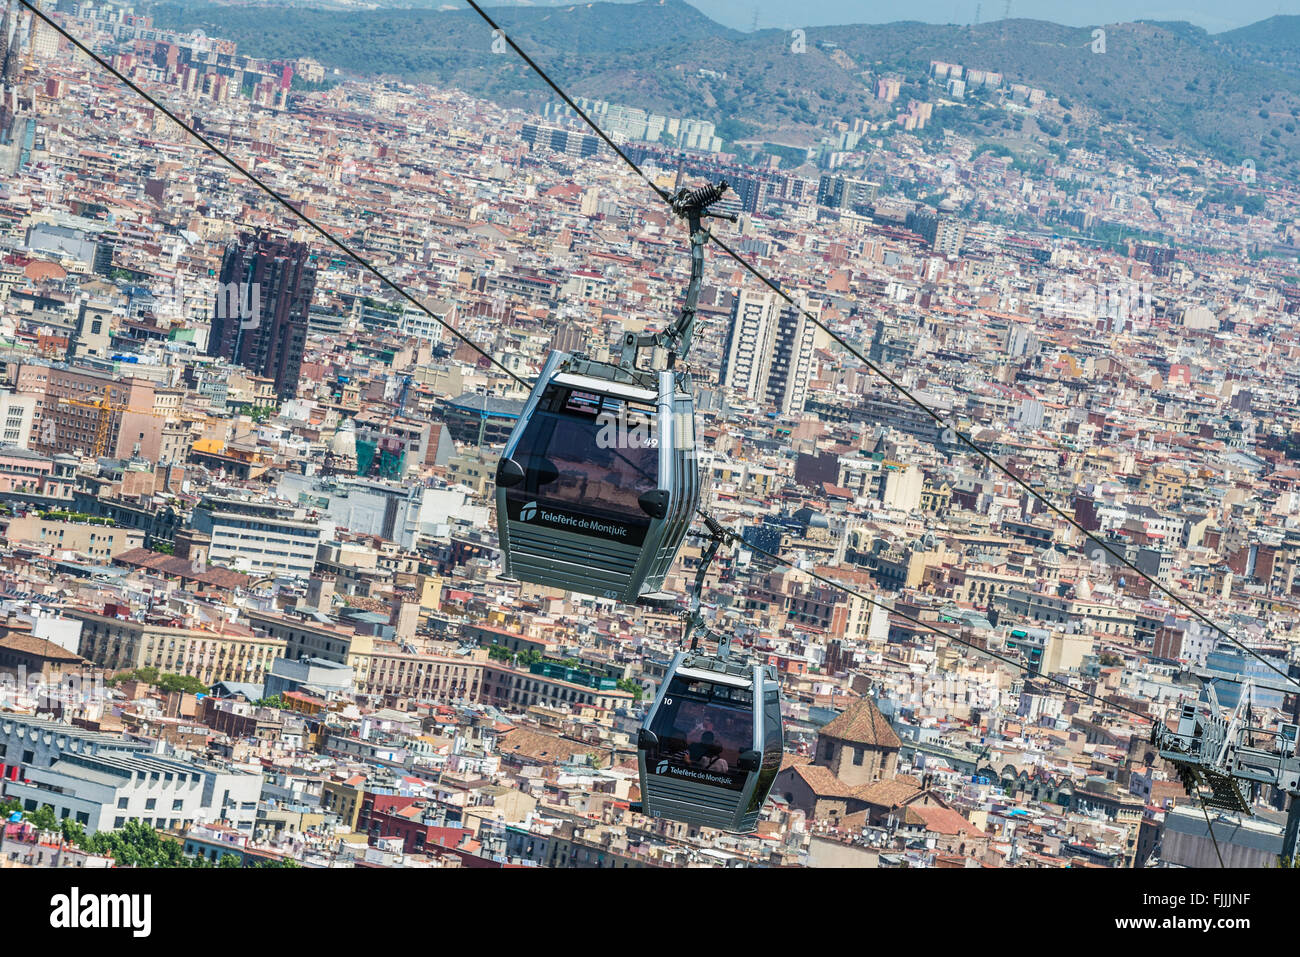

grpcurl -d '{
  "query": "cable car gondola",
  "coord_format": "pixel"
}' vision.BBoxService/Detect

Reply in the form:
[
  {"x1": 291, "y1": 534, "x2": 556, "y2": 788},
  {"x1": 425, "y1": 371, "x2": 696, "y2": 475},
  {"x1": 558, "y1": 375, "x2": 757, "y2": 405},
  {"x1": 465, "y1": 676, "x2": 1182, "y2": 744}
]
[
  {"x1": 634, "y1": 640, "x2": 784, "y2": 833},
  {"x1": 494, "y1": 181, "x2": 734, "y2": 607},
  {"x1": 494, "y1": 351, "x2": 697, "y2": 605}
]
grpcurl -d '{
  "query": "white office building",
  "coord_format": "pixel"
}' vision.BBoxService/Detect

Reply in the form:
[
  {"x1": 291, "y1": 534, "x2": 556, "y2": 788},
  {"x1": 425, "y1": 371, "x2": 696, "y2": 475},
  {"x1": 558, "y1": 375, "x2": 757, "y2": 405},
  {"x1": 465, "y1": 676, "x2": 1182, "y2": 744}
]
[
  {"x1": 0, "y1": 716, "x2": 261, "y2": 835},
  {"x1": 720, "y1": 289, "x2": 820, "y2": 414}
]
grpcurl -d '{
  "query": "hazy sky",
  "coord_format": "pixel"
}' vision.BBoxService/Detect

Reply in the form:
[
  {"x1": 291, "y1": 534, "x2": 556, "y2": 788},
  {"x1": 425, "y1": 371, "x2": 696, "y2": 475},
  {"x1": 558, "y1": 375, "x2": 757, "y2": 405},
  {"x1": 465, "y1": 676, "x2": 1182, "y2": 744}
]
[{"x1": 684, "y1": 0, "x2": 1296, "y2": 33}]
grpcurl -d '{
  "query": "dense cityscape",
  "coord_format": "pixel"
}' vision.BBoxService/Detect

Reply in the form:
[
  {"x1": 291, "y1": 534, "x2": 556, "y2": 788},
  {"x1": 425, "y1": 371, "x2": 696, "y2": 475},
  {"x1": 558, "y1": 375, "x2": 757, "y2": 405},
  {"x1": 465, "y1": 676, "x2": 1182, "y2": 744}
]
[{"x1": 1, "y1": 0, "x2": 1299, "y2": 873}]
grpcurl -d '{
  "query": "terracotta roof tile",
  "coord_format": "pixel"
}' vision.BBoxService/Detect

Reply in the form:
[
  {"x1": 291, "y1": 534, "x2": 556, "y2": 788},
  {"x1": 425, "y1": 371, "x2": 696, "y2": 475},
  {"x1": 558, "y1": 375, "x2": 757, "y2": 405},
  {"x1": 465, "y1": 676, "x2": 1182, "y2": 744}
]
[
  {"x1": 0, "y1": 633, "x2": 86, "y2": 662},
  {"x1": 851, "y1": 777, "x2": 922, "y2": 808},
  {"x1": 818, "y1": 695, "x2": 902, "y2": 749},
  {"x1": 789, "y1": 763, "x2": 858, "y2": 799},
  {"x1": 113, "y1": 548, "x2": 250, "y2": 589},
  {"x1": 910, "y1": 804, "x2": 986, "y2": 837}
]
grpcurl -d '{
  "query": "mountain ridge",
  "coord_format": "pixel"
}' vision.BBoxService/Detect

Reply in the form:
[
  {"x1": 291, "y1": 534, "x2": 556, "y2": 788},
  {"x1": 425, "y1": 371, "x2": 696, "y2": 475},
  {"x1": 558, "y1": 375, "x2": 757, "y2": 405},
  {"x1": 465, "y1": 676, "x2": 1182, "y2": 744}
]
[{"x1": 144, "y1": 0, "x2": 1300, "y2": 174}]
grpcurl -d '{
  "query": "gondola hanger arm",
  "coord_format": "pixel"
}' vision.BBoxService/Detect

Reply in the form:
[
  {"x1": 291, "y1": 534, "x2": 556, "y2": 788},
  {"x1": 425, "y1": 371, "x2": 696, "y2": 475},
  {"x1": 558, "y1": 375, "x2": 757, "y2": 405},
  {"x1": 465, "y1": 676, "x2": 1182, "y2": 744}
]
[{"x1": 620, "y1": 180, "x2": 734, "y2": 373}]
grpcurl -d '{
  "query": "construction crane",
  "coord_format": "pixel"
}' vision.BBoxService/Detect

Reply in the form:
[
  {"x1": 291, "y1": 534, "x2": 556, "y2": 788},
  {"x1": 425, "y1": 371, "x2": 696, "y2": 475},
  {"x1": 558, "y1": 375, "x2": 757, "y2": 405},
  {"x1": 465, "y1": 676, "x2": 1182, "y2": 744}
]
[
  {"x1": 1153, "y1": 671, "x2": 1300, "y2": 859},
  {"x1": 54, "y1": 387, "x2": 170, "y2": 459}
]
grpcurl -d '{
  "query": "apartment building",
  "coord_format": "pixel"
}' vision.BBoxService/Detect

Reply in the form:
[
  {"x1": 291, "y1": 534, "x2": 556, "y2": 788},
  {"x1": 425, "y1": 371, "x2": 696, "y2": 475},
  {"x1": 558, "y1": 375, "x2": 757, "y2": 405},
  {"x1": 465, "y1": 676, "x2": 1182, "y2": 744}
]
[
  {"x1": 190, "y1": 496, "x2": 324, "y2": 579},
  {"x1": 5, "y1": 748, "x2": 261, "y2": 835},
  {"x1": 721, "y1": 289, "x2": 819, "y2": 413},
  {"x1": 15, "y1": 361, "x2": 160, "y2": 459},
  {"x1": 5, "y1": 514, "x2": 144, "y2": 560},
  {"x1": 66, "y1": 606, "x2": 286, "y2": 686}
]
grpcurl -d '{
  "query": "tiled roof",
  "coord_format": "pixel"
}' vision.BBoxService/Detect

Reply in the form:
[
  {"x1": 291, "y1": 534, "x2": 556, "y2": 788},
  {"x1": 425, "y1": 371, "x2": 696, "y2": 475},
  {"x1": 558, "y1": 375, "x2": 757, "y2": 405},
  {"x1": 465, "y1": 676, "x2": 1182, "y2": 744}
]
[
  {"x1": 909, "y1": 804, "x2": 985, "y2": 837},
  {"x1": 498, "y1": 727, "x2": 583, "y2": 763},
  {"x1": 0, "y1": 632, "x2": 85, "y2": 662},
  {"x1": 818, "y1": 695, "x2": 902, "y2": 749},
  {"x1": 113, "y1": 548, "x2": 250, "y2": 589},
  {"x1": 788, "y1": 763, "x2": 858, "y2": 799},
  {"x1": 851, "y1": 777, "x2": 922, "y2": 808}
]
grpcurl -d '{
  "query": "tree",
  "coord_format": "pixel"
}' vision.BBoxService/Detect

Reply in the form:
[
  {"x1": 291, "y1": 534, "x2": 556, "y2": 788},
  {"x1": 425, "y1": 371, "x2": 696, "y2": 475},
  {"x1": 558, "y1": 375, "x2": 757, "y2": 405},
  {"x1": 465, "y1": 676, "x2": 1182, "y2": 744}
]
[
  {"x1": 156, "y1": 673, "x2": 208, "y2": 695},
  {"x1": 219, "y1": 853, "x2": 243, "y2": 868},
  {"x1": 61, "y1": 818, "x2": 87, "y2": 848},
  {"x1": 84, "y1": 820, "x2": 193, "y2": 868},
  {"x1": 616, "y1": 678, "x2": 645, "y2": 701},
  {"x1": 26, "y1": 804, "x2": 59, "y2": 833},
  {"x1": 238, "y1": 403, "x2": 275, "y2": 424},
  {"x1": 109, "y1": 668, "x2": 207, "y2": 695}
]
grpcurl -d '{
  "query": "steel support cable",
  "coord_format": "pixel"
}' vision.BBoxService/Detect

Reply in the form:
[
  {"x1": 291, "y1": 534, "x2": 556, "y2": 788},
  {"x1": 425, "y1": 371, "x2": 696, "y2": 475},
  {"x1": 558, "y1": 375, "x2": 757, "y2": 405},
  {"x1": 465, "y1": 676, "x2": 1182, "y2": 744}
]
[
  {"x1": 696, "y1": 509, "x2": 1152, "y2": 724},
  {"x1": 462, "y1": 0, "x2": 1300, "y2": 696},
  {"x1": 705, "y1": 227, "x2": 1300, "y2": 696},
  {"x1": 704, "y1": 511, "x2": 1244, "y2": 866},
  {"x1": 31, "y1": 0, "x2": 1241, "y2": 864},
  {"x1": 702, "y1": 509, "x2": 1231, "y2": 866},
  {"x1": 28, "y1": 0, "x2": 1280, "y2": 694}
]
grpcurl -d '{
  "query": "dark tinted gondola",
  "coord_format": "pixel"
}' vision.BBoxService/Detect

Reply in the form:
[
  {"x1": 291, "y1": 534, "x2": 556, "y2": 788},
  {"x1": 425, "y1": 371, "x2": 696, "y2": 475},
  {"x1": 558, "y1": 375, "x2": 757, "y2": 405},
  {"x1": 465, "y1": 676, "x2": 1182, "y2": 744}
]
[
  {"x1": 493, "y1": 181, "x2": 732, "y2": 607},
  {"x1": 493, "y1": 351, "x2": 698, "y2": 606},
  {"x1": 634, "y1": 647, "x2": 783, "y2": 833}
]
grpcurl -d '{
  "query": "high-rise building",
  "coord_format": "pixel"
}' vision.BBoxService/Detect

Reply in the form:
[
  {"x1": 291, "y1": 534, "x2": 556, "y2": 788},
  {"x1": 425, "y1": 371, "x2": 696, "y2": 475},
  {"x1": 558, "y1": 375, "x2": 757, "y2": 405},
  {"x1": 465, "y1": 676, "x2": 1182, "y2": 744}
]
[
  {"x1": 906, "y1": 209, "x2": 965, "y2": 257},
  {"x1": 208, "y1": 232, "x2": 316, "y2": 399},
  {"x1": 720, "y1": 288, "x2": 771, "y2": 399},
  {"x1": 0, "y1": 5, "x2": 12, "y2": 85},
  {"x1": 15, "y1": 362, "x2": 158, "y2": 459},
  {"x1": 764, "y1": 298, "x2": 818, "y2": 414},
  {"x1": 817, "y1": 174, "x2": 878, "y2": 212},
  {"x1": 933, "y1": 217, "x2": 966, "y2": 257},
  {"x1": 720, "y1": 289, "x2": 820, "y2": 414}
]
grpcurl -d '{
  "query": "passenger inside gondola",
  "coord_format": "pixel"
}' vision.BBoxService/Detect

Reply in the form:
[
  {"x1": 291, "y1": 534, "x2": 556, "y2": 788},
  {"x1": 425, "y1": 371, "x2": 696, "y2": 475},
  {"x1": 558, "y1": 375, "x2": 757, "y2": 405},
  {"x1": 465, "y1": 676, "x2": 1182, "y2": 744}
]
[
  {"x1": 694, "y1": 731, "x2": 729, "y2": 773},
  {"x1": 651, "y1": 677, "x2": 752, "y2": 781}
]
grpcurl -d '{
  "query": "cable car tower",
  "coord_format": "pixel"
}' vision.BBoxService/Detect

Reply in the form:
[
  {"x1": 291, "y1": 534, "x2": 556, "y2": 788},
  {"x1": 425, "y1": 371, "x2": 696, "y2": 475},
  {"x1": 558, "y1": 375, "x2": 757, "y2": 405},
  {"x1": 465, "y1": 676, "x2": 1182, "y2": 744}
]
[{"x1": 1152, "y1": 672, "x2": 1300, "y2": 859}]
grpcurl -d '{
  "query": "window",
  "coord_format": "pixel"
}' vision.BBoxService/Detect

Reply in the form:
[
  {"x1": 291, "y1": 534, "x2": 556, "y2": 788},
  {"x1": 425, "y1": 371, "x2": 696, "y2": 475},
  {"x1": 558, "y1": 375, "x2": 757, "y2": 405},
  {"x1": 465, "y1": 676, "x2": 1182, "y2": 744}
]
[
  {"x1": 172, "y1": 799, "x2": 184, "y2": 811},
  {"x1": 21, "y1": 749, "x2": 33, "y2": 765},
  {"x1": 853, "y1": 746, "x2": 865, "y2": 767},
  {"x1": 506, "y1": 384, "x2": 659, "y2": 524},
  {"x1": 145, "y1": 798, "x2": 156, "y2": 810},
  {"x1": 117, "y1": 797, "x2": 129, "y2": 809},
  {"x1": 648, "y1": 676, "x2": 754, "y2": 789}
]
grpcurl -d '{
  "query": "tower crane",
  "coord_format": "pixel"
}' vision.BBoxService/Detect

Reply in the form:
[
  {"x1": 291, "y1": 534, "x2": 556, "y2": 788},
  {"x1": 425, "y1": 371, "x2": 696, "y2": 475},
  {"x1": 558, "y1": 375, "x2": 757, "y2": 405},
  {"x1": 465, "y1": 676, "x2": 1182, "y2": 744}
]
[{"x1": 54, "y1": 386, "x2": 171, "y2": 459}]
